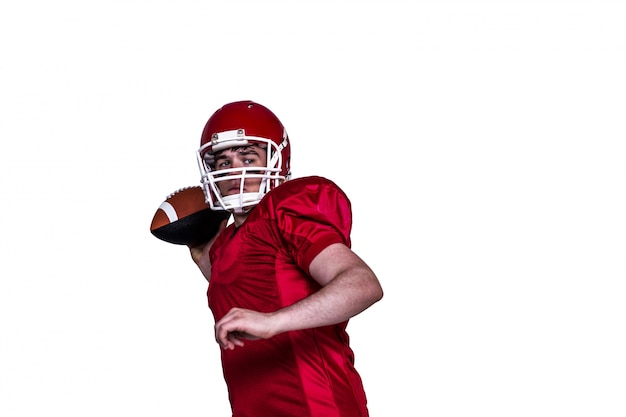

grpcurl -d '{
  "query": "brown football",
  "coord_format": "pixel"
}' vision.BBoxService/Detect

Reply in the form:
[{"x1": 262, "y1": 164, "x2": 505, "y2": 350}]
[{"x1": 150, "y1": 186, "x2": 230, "y2": 246}]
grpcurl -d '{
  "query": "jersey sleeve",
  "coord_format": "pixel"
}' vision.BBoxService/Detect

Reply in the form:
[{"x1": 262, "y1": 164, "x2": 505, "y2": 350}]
[{"x1": 266, "y1": 176, "x2": 353, "y2": 273}]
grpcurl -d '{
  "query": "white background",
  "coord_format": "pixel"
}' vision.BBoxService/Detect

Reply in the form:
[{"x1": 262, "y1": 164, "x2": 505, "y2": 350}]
[{"x1": 1, "y1": 1, "x2": 625, "y2": 416}]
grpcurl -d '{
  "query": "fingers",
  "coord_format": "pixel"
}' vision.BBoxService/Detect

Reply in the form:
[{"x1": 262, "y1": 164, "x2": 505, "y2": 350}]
[
  {"x1": 215, "y1": 308, "x2": 265, "y2": 350},
  {"x1": 215, "y1": 310, "x2": 244, "y2": 349},
  {"x1": 217, "y1": 330, "x2": 246, "y2": 350},
  {"x1": 224, "y1": 331, "x2": 246, "y2": 350}
]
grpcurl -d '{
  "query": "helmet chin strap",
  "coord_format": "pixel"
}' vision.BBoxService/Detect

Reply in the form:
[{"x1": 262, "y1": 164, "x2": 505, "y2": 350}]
[{"x1": 220, "y1": 192, "x2": 264, "y2": 214}]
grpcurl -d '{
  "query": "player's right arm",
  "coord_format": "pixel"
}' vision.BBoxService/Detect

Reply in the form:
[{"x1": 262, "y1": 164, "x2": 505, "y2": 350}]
[{"x1": 189, "y1": 219, "x2": 228, "y2": 282}]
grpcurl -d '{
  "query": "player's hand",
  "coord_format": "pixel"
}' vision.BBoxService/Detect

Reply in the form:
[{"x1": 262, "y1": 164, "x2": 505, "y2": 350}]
[
  {"x1": 188, "y1": 219, "x2": 228, "y2": 281},
  {"x1": 214, "y1": 307, "x2": 278, "y2": 350},
  {"x1": 188, "y1": 241, "x2": 209, "y2": 265}
]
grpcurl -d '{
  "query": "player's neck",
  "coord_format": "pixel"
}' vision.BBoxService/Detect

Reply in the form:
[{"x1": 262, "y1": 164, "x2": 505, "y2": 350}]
[{"x1": 233, "y1": 213, "x2": 249, "y2": 227}]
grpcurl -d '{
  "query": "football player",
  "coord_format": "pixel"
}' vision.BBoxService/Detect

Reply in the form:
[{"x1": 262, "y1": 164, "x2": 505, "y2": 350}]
[{"x1": 190, "y1": 100, "x2": 383, "y2": 417}]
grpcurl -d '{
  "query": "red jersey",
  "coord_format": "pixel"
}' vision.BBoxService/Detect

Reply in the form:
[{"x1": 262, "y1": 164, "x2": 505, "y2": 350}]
[{"x1": 208, "y1": 176, "x2": 369, "y2": 417}]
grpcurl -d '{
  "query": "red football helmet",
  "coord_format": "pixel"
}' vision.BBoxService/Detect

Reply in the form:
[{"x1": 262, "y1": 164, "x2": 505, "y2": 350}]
[{"x1": 196, "y1": 100, "x2": 291, "y2": 213}]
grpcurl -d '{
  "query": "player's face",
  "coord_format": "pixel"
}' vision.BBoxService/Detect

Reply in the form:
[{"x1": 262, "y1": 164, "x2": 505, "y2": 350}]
[{"x1": 213, "y1": 145, "x2": 267, "y2": 196}]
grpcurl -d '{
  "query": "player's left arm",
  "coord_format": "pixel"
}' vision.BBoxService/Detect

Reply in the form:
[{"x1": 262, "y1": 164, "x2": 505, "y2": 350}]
[
  {"x1": 297, "y1": 242, "x2": 383, "y2": 326},
  {"x1": 214, "y1": 242, "x2": 383, "y2": 349}
]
